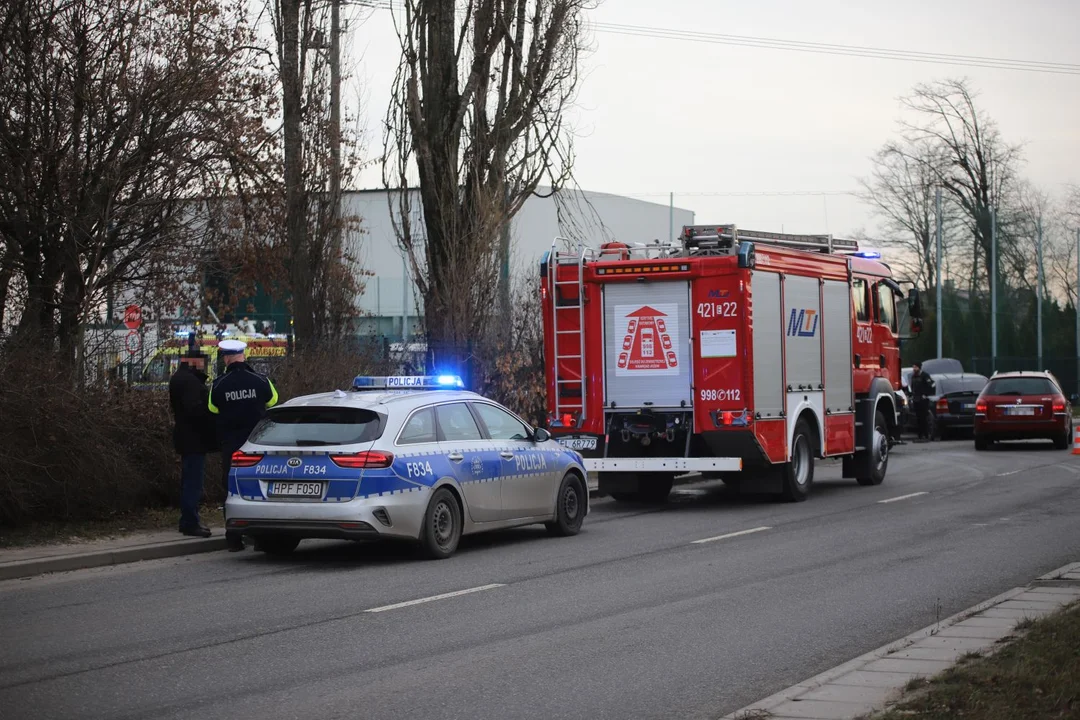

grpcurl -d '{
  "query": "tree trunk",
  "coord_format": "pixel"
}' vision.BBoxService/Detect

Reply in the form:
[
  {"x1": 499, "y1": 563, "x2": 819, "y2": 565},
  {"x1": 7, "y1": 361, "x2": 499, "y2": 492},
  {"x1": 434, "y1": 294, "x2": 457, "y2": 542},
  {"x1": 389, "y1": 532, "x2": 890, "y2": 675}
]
[{"x1": 281, "y1": 0, "x2": 312, "y2": 343}]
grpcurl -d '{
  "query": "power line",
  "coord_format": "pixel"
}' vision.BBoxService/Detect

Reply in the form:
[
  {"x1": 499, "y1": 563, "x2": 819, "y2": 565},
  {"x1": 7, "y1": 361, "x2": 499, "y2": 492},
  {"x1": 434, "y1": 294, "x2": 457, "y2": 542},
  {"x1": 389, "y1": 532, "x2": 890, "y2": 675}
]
[{"x1": 358, "y1": 1, "x2": 1080, "y2": 77}]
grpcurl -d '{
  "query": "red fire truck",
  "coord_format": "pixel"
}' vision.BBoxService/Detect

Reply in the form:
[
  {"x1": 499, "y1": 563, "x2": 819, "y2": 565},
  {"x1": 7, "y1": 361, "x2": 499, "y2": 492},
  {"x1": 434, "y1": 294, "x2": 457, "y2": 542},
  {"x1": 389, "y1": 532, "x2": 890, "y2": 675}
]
[{"x1": 540, "y1": 224, "x2": 924, "y2": 503}]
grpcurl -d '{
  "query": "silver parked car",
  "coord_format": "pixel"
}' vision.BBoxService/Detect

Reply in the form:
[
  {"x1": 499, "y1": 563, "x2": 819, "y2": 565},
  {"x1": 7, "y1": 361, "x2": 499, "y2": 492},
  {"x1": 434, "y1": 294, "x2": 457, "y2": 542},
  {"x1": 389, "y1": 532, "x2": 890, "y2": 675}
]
[{"x1": 225, "y1": 375, "x2": 589, "y2": 558}]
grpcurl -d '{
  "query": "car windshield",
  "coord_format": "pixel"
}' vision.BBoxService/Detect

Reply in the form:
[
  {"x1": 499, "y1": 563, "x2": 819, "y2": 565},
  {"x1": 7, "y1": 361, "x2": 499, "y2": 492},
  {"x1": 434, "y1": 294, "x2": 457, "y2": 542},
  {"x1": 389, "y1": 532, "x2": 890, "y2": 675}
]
[
  {"x1": 983, "y1": 377, "x2": 1057, "y2": 396},
  {"x1": 248, "y1": 407, "x2": 383, "y2": 447}
]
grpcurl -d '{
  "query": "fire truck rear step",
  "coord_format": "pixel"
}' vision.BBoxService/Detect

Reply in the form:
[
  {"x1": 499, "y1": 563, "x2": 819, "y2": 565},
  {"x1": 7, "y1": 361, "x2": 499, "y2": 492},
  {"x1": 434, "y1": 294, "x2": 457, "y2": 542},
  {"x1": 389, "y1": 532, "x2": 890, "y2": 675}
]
[{"x1": 584, "y1": 458, "x2": 743, "y2": 473}]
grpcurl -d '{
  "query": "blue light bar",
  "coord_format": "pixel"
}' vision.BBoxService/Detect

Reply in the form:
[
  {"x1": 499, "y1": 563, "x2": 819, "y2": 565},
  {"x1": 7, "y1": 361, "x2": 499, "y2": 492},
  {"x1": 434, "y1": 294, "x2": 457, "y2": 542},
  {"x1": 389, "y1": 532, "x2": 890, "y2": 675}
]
[
  {"x1": 851, "y1": 250, "x2": 882, "y2": 259},
  {"x1": 352, "y1": 375, "x2": 465, "y2": 391}
]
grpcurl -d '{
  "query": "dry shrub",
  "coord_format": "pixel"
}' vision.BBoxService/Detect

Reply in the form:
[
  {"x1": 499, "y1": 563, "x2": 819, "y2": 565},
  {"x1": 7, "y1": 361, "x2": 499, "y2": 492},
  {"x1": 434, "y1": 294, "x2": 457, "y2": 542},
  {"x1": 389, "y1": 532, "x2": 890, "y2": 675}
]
[
  {"x1": 0, "y1": 338, "x2": 388, "y2": 527},
  {"x1": 475, "y1": 283, "x2": 547, "y2": 428}
]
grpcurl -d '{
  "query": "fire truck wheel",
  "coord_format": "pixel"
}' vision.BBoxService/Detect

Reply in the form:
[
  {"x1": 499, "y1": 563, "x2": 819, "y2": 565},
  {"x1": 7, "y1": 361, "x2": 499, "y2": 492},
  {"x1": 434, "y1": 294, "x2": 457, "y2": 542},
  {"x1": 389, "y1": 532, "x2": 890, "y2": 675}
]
[
  {"x1": 546, "y1": 472, "x2": 586, "y2": 536},
  {"x1": 856, "y1": 410, "x2": 889, "y2": 486},
  {"x1": 780, "y1": 419, "x2": 814, "y2": 502}
]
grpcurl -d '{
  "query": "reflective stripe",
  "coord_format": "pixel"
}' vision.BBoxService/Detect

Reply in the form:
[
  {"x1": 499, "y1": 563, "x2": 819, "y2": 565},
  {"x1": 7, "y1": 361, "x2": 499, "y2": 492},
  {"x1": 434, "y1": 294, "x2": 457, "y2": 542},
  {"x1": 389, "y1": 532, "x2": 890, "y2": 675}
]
[
  {"x1": 208, "y1": 390, "x2": 220, "y2": 414},
  {"x1": 266, "y1": 379, "x2": 279, "y2": 408}
]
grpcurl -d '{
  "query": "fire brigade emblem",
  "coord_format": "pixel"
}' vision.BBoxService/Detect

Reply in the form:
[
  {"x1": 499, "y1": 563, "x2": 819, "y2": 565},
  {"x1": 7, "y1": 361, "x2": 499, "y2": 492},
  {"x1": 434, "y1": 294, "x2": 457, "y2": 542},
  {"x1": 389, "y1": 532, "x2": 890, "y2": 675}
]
[{"x1": 615, "y1": 304, "x2": 679, "y2": 376}]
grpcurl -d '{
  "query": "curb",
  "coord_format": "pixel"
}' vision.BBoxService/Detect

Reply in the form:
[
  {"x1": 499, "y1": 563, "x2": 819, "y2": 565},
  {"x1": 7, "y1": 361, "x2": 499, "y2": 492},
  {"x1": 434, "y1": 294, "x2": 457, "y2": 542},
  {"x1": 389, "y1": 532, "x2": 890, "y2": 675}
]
[
  {"x1": 0, "y1": 536, "x2": 227, "y2": 582},
  {"x1": 722, "y1": 560, "x2": 1080, "y2": 720}
]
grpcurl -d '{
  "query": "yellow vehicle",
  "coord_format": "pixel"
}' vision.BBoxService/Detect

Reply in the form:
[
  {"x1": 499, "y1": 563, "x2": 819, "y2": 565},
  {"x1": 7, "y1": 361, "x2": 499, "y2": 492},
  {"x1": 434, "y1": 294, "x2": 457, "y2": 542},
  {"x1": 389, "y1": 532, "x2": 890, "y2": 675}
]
[{"x1": 135, "y1": 332, "x2": 290, "y2": 389}]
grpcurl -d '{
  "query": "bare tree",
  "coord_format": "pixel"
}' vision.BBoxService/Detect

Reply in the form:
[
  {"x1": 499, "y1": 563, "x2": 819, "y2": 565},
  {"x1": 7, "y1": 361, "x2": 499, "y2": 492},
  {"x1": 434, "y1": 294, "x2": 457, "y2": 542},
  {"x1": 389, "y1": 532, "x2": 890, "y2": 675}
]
[
  {"x1": 0, "y1": 0, "x2": 277, "y2": 354},
  {"x1": 895, "y1": 79, "x2": 1023, "y2": 295},
  {"x1": 382, "y1": 0, "x2": 589, "y2": 367},
  {"x1": 859, "y1": 137, "x2": 955, "y2": 291}
]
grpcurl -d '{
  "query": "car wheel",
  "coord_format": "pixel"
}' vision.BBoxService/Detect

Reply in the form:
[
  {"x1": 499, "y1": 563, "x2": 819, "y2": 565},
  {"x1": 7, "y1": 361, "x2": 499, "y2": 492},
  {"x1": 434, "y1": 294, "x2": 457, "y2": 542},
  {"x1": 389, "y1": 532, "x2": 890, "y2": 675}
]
[
  {"x1": 257, "y1": 536, "x2": 300, "y2": 556},
  {"x1": 857, "y1": 410, "x2": 889, "y2": 487},
  {"x1": 974, "y1": 435, "x2": 991, "y2": 451},
  {"x1": 420, "y1": 487, "x2": 462, "y2": 559},
  {"x1": 780, "y1": 418, "x2": 814, "y2": 502},
  {"x1": 546, "y1": 472, "x2": 586, "y2": 536},
  {"x1": 1053, "y1": 428, "x2": 1071, "y2": 450}
]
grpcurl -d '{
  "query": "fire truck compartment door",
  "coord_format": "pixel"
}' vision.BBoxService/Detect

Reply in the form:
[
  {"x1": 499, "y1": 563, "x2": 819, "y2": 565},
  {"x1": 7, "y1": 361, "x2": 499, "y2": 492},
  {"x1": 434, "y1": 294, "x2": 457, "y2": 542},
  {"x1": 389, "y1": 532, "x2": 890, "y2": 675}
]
[
  {"x1": 604, "y1": 281, "x2": 693, "y2": 409},
  {"x1": 783, "y1": 275, "x2": 823, "y2": 391}
]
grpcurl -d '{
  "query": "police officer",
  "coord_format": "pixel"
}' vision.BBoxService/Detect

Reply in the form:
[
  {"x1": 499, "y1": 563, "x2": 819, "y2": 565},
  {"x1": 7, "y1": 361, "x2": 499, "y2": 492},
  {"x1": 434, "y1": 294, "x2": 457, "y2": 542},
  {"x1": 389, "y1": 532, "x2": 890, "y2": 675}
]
[
  {"x1": 209, "y1": 339, "x2": 279, "y2": 550},
  {"x1": 910, "y1": 361, "x2": 937, "y2": 442}
]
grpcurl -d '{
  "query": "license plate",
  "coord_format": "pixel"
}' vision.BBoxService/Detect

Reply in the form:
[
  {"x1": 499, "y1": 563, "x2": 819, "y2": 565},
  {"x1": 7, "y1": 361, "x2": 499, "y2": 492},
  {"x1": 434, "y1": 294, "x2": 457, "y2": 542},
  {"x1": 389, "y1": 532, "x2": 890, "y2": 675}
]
[
  {"x1": 558, "y1": 437, "x2": 597, "y2": 451},
  {"x1": 962, "y1": 403, "x2": 975, "y2": 410},
  {"x1": 1006, "y1": 406, "x2": 1036, "y2": 416},
  {"x1": 268, "y1": 481, "x2": 325, "y2": 498}
]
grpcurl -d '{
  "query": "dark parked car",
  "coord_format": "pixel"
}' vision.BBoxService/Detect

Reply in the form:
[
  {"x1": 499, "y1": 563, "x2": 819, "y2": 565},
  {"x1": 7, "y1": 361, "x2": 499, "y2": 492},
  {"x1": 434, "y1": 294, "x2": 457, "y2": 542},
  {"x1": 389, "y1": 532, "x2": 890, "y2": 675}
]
[
  {"x1": 974, "y1": 371, "x2": 1075, "y2": 450},
  {"x1": 930, "y1": 373, "x2": 989, "y2": 439}
]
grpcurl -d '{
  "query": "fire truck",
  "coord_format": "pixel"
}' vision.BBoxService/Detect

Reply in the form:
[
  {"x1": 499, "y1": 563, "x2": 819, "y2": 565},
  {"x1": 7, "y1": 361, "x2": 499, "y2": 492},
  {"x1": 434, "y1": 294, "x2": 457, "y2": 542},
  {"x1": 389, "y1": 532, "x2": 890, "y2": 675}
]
[{"x1": 540, "y1": 224, "x2": 924, "y2": 503}]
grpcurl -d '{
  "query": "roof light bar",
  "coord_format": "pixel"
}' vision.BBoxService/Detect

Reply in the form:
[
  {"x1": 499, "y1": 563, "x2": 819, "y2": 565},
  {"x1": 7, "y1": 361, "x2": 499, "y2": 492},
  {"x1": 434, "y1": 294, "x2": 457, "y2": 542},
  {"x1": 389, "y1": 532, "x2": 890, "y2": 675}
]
[{"x1": 352, "y1": 375, "x2": 465, "y2": 391}]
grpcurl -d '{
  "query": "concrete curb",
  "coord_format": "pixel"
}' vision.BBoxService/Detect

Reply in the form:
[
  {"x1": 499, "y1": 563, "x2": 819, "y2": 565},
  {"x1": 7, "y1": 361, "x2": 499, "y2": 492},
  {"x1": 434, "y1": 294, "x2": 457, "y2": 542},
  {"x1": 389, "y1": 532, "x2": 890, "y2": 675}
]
[
  {"x1": 0, "y1": 536, "x2": 227, "y2": 582},
  {"x1": 722, "y1": 561, "x2": 1080, "y2": 720}
]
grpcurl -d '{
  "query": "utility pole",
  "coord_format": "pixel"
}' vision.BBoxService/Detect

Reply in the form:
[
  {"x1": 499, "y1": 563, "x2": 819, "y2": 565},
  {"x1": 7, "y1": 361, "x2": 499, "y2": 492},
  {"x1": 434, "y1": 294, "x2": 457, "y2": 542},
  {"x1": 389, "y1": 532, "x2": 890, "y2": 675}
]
[
  {"x1": 669, "y1": 192, "x2": 674, "y2": 243},
  {"x1": 935, "y1": 188, "x2": 943, "y2": 359},
  {"x1": 1037, "y1": 217, "x2": 1043, "y2": 369},
  {"x1": 991, "y1": 206, "x2": 997, "y2": 371},
  {"x1": 329, "y1": 0, "x2": 342, "y2": 264},
  {"x1": 1076, "y1": 228, "x2": 1079, "y2": 397}
]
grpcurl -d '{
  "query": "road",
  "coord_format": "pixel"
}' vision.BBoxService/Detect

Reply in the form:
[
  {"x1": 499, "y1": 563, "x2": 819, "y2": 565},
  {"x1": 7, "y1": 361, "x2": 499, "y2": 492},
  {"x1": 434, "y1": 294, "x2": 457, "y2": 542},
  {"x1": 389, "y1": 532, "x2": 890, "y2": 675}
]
[{"x1": 2, "y1": 440, "x2": 1080, "y2": 720}]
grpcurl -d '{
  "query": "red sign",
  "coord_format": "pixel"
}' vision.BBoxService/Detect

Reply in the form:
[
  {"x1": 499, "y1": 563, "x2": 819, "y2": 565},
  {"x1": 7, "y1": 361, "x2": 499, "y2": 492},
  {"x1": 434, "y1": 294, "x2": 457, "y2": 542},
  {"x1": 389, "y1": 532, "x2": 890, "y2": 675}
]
[
  {"x1": 616, "y1": 305, "x2": 679, "y2": 374},
  {"x1": 125, "y1": 330, "x2": 142, "y2": 355},
  {"x1": 123, "y1": 304, "x2": 142, "y2": 330}
]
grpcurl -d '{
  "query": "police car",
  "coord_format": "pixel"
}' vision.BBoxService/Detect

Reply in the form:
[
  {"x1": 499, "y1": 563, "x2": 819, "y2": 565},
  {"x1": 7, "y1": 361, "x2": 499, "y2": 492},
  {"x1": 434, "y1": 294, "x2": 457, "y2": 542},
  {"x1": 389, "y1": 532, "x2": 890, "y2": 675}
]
[{"x1": 224, "y1": 375, "x2": 589, "y2": 558}]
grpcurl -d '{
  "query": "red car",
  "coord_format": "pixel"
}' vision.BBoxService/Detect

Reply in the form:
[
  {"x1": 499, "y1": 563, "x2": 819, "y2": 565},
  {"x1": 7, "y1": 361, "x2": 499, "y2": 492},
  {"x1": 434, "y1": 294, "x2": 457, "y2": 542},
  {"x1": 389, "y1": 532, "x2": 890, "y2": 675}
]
[{"x1": 973, "y1": 371, "x2": 1075, "y2": 450}]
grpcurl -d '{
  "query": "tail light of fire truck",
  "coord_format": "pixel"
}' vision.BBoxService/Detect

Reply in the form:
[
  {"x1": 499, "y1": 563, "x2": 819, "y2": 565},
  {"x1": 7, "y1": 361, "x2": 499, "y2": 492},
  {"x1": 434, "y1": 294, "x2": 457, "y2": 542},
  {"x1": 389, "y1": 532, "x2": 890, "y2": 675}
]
[{"x1": 549, "y1": 411, "x2": 582, "y2": 429}]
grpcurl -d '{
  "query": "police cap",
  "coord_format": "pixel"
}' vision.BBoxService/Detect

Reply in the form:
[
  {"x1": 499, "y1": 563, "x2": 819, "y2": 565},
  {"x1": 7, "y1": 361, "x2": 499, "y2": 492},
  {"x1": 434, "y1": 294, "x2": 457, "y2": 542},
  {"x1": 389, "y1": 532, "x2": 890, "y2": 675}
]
[{"x1": 219, "y1": 339, "x2": 247, "y2": 356}]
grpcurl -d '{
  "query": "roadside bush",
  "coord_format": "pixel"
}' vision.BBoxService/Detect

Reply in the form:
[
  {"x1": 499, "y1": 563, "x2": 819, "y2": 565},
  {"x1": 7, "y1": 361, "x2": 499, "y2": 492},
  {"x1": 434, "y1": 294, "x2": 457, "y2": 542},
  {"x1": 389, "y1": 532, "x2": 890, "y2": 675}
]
[{"x1": 0, "y1": 340, "x2": 387, "y2": 527}]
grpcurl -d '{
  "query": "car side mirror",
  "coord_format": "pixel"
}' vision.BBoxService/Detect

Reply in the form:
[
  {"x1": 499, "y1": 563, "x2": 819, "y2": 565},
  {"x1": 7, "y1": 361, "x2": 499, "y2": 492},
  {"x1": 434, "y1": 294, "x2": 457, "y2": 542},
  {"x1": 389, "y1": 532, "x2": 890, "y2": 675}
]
[{"x1": 533, "y1": 427, "x2": 551, "y2": 443}]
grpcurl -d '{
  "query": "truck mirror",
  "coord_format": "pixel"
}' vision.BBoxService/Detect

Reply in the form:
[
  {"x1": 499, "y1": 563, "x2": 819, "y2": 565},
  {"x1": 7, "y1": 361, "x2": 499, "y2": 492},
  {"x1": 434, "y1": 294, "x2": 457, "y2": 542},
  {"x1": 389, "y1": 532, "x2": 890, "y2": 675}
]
[
  {"x1": 907, "y1": 288, "x2": 924, "y2": 319},
  {"x1": 910, "y1": 317, "x2": 923, "y2": 335}
]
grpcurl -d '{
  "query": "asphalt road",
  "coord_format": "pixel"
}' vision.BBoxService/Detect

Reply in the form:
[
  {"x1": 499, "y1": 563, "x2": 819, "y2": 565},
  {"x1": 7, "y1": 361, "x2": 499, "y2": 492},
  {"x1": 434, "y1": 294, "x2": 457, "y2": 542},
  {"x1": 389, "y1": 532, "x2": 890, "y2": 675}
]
[{"x1": 3, "y1": 439, "x2": 1080, "y2": 720}]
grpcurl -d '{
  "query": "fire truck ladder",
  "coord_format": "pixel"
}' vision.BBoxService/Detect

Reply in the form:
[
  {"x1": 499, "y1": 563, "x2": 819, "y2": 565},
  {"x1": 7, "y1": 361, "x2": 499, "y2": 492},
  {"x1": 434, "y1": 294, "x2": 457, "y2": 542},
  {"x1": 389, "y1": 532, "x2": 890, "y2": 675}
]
[
  {"x1": 548, "y1": 237, "x2": 588, "y2": 424},
  {"x1": 681, "y1": 225, "x2": 859, "y2": 254}
]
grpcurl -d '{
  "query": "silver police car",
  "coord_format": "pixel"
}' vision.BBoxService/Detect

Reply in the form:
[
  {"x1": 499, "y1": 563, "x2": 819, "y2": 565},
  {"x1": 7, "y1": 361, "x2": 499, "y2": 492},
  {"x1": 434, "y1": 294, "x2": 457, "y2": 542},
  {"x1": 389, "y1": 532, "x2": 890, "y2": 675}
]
[{"x1": 224, "y1": 375, "x2": 589, "y2": 558}]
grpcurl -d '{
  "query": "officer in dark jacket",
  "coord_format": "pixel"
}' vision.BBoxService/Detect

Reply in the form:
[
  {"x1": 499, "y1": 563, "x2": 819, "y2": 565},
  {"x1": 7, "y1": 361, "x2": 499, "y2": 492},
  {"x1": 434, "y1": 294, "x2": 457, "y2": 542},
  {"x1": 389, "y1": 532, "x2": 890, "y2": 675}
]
[
  {"x1": 910, "y1": 361, "x2": 937, "y2": 442},
  {"x1": 169, "y1": 352, "x2": 218, "y2": 537},
  {"x1": 209, "y1": 339, "x2": 279, "y2": 550}
]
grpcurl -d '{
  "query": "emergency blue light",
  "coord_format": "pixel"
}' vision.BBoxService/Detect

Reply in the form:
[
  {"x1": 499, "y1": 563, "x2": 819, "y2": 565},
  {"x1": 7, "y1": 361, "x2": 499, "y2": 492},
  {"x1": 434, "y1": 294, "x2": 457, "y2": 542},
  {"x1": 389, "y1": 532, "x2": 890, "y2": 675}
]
[
  {"x1": 352, "y1": 375, "x2": 465, "y2": 391},
  {"x1": 852, "y1": 250, "x2": 882, "y2": 259}
]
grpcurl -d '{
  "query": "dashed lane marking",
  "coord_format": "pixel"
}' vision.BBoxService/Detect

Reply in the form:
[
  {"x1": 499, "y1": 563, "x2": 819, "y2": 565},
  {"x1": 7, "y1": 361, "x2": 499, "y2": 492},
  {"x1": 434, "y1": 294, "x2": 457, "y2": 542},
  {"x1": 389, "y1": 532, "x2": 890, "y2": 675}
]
[
  {"x1": 365, "y1": 584, "x2": 505, "y2": 613},
  {"x1": 878, "y1": 491, "x2": 929, "y2": 504},
  {"x1": 691, "y1": 526, "x2": 772, "y2": 545}
]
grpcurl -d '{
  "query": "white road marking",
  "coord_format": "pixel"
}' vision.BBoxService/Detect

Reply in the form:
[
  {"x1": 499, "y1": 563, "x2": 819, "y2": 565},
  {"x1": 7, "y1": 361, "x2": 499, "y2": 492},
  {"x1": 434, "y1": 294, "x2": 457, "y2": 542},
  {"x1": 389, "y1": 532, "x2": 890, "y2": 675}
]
[
  {"x1": 691, "y1": 526, "x2": 772, "y2": 544},
  {"x1": 996, "y1": 469, "x2": 1025, "y2": 477},
  {"x1": 365, "y1": 584, "x2": 505, "y2": 613},
  {"x1": 878, "y1": 491, "x2": 928, "y2": 504}
]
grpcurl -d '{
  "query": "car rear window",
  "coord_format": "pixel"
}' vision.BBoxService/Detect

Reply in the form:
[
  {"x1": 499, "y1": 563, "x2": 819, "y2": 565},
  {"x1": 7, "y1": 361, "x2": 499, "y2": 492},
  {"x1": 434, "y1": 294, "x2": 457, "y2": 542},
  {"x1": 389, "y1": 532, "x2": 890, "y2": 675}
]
[
  {"x1": 248, "y1": 407, "x2": 384, "y2": 447},
  {"x1": 983, "y1": 377, "x2": 1057, "y2": 396}
]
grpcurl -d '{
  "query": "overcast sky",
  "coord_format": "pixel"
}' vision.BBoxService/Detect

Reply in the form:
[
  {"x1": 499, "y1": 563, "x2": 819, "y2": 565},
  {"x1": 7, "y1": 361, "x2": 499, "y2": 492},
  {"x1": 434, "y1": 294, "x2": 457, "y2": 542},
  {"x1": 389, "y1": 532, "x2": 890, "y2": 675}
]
[{"x1": 345, "y1": 0, "x2": 1080, "y2": 241}]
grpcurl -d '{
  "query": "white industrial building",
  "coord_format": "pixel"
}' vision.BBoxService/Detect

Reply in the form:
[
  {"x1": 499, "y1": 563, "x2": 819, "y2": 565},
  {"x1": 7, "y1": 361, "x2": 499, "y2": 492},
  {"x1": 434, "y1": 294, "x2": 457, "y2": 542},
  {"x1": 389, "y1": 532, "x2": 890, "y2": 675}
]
[{"x1": 349, "y1": 187, "x2": 694, "y2": 339}]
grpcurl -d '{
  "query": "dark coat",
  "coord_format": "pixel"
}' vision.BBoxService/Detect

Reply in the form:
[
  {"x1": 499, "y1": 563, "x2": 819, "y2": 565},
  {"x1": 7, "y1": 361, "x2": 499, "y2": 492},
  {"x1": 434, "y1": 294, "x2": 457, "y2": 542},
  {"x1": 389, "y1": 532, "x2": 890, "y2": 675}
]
[
  {"x1": 910, "y1": 369, "x2": 936, "y2": 400},
  {"x1": 169, "y1": 364, "x2": 219, "y2": 455},
  {"x1": 208, "y1": 362, "x2": 279, "y2": 453}
]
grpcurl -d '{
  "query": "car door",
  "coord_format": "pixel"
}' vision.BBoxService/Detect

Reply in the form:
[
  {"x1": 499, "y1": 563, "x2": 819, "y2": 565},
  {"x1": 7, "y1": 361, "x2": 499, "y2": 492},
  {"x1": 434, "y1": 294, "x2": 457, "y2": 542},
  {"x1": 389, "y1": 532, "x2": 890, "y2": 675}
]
[
  {"x1": 433, "y1": 402, "x2": 502, "y2": 523},
  {"x1": 471, "y1": 402, "x2": 553, "y2": 519}
]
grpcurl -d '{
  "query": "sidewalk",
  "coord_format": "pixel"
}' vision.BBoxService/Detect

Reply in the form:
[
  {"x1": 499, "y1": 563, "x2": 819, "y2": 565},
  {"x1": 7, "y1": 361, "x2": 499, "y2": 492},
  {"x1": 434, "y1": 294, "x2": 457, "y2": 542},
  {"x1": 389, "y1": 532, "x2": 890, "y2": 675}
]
[
  {"x1": 723, "y1": 562, "x2": 1080, "y2": 720},
  {"x1": 0, "y1": 475, "x2": 678, "y2": 581}
]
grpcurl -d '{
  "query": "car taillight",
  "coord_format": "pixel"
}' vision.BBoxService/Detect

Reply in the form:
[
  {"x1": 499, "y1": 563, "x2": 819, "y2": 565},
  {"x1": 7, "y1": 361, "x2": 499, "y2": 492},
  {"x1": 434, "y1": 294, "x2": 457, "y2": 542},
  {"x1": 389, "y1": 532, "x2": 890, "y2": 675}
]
[
  {"x1": 330, "y1": 451, "x2": 394, "y2": 469},
  {"x1": 975, "y1": 401, "x2": 987, "y2": 414},
  {"x1": 231, "y1": 451, "x2": 263, "y2": 467},
  {"x1": 1052, "y1": 397, "x2": 1067, "y2": 413},
  {"x1": 936, "y1": 397, "x2": 948, "y2": 413}
]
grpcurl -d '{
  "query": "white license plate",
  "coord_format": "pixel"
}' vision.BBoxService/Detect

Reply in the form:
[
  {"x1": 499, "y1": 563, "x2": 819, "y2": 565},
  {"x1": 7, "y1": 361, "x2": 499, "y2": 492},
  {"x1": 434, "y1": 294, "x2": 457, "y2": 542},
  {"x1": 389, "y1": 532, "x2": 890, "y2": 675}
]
[
  {"x1": 558, "y1": 437, "x2": 597, "y2": 451},
  {"x1": 268, "y1": 481, "x2": 325, "y2": 497},
  {"x1": 962, "y1": 403, "x2": 975, "y2": 410},
  {"x1": 1006, "y1": 407, "x2": 1036, "y2": 416}
]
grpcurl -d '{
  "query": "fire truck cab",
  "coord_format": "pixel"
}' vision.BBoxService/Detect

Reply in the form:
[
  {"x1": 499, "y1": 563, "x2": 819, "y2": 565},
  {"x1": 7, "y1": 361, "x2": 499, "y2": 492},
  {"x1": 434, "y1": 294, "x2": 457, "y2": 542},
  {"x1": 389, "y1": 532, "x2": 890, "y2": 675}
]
[{"x1": 540, "y1": 224, "x2": 922, "y2": 503}]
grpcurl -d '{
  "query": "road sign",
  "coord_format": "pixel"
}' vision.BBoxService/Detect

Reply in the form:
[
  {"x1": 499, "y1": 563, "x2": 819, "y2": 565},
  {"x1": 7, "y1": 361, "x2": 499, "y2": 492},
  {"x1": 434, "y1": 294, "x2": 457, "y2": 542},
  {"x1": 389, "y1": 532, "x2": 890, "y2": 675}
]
[
  {"x1": 125, "y1": 330, "x2": 142, "y2": 355},
  {"x1": 123, "y1": 304, "x2": 142, "y2": 330}
]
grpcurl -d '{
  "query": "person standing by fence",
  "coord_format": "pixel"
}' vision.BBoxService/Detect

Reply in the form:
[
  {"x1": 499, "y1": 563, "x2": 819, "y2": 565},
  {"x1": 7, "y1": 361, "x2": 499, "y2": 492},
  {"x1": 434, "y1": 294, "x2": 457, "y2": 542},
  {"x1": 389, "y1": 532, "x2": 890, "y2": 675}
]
[{"x1": 169, "y1": 352, "x2": 218, "y2": 537}]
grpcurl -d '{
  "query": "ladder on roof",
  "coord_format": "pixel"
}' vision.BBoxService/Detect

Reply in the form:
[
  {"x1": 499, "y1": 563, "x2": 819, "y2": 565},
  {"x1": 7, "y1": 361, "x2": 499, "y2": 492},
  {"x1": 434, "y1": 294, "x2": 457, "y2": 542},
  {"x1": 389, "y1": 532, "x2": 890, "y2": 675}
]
[
  {"x1": 681, "y1": 224, "x2": 859, "y2": 254},
  {"x1": 548, "y1": 237, "x2": 588, "y2": 424}
]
